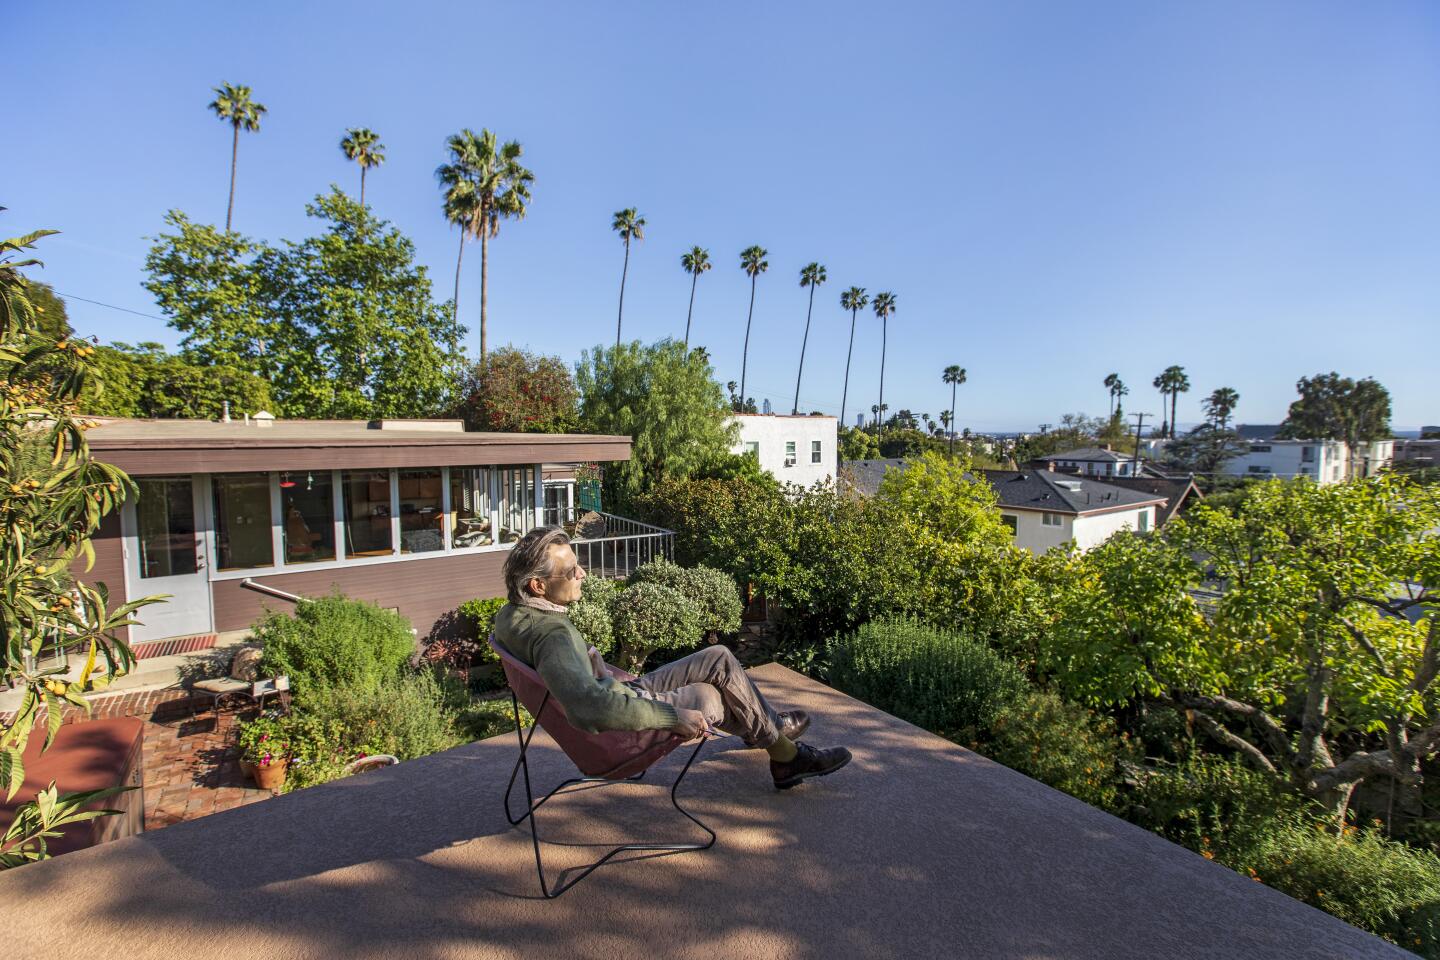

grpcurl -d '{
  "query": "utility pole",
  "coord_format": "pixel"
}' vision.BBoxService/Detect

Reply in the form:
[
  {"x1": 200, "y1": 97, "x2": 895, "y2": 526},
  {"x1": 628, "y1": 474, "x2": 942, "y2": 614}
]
[
  {"x1": 1130, "y1": 411, "x2": 1151, "y2": 466},
  {"x1": 1038, "y1": 423, "x2": 1051, "y2": 435}
]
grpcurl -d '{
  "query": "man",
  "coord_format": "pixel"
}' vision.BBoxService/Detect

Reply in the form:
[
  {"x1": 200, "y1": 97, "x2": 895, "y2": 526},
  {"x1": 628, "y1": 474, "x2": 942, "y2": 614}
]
[{"x1": 493, "y1": 526, "x2": 852, "y2": 789}]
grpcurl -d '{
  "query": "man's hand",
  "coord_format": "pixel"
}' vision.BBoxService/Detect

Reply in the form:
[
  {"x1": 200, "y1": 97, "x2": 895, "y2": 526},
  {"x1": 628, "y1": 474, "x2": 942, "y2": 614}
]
[
  {"x1": 586, "y1": 645, "x2": 608, "y2": 680},
  {"x1": 672, "y1": 707, "x2": 708, "y2": 740}
]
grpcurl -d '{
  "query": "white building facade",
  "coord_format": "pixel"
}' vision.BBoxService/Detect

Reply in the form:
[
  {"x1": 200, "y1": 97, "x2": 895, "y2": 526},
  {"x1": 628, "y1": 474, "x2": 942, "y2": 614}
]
[
  {"x1": 1222, "y1": 439, "x2": 1395, "y2": 484},
  {"x1": 999, "y1": 502, "x2": 1159, "y2": 554},
  {"x1": 729, "y1": 414, "x2": 838, "y2": 488}
]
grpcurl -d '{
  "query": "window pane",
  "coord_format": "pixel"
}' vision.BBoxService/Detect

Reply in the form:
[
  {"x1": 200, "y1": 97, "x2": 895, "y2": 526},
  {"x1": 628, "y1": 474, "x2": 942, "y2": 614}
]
[
  {"x1": 497, "y1": 466, "x2": 536, "y2": 543},
  {"x1": 450, "y1": 467, "x2": 493, "y2": 548},
  {"x1": 399, "y1": 468, "x2": 444, "y2": 554},
  {"x1": 213, "y1": 473, "x2": 274, "y2": 571},
  {"x1": 343, "y1": 470, "x2": 393, "y2": 558},
  {"x1": 137, "y1": 477, "x2": 197, "y2": 578},
  {"x1": 811, "y1": 440, "x2": 822, "y2": 463},
  {"x1": 281, "y1": 471, "x2": 335, "y2": 564}
]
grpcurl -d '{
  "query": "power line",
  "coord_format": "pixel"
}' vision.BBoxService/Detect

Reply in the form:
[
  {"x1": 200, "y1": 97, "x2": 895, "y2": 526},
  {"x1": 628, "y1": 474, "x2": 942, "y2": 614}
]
[{"x1": 54, "y1": 291, "x2": 168, "y2": 323}]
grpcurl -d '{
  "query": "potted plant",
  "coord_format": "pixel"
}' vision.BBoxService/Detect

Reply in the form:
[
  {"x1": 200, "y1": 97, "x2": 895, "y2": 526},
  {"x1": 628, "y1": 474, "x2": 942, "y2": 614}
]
[{"x1": 236, "y1": 713, "x2": 291, "y2": 792}]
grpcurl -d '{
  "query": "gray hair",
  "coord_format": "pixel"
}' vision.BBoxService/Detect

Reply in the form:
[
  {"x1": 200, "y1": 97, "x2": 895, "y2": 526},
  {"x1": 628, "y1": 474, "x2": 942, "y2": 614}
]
[{"x1": 503, "y1": 526, "x2": 573, "y2": 604}]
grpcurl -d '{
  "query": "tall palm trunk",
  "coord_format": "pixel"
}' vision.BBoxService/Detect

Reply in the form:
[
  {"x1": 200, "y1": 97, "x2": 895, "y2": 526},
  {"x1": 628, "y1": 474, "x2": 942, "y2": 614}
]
[
  {"x1": 360, "y1": 167, "x2": 367, "y2": 208},
  {"x1": 740, "y1": 275, "x2": 757, "y2": 407},
  {"x1": 616, "y1": 238, "x2": 630, "y2": 348},
  {"x1": 840, "y1": 306, "x2": 858, "y2": 430},
  {"x1": 480, "y1": 211, "x2": 490, "y2": 367},
  {"x1": 949, "y1": 384, "x2": 958, "y2": 456},
  {"x1": 452, "y1": 231, "x2": 465, "y2": 326},
  {"x1": 877, "y1": 317, "x2": 887, "y2": 431},
  {"x1": 1170, "y1": 390, "x2": 1178, "y2": 439},
  {"x1": 793, "y1": 284, "x2": 816, "y2": 415},
  {"x1": 1108, "y1": 390, "x2": 1115, "y2": 420},
  {"x1": 684, "y1": 272, "x2": 698, "y2": 348},
  {"x1": 226, "y1": 123, "x2": 239, "y2": 231}
]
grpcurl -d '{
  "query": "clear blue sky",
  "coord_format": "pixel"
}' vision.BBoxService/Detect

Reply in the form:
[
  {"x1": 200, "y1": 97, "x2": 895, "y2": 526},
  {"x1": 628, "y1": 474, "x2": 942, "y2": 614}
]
[{"x1": 6, "y1": 1, "x2": 1438, "y2": 431}]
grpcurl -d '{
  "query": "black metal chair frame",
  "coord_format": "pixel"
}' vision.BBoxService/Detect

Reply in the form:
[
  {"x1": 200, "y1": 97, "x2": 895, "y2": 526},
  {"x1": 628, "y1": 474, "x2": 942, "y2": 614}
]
[{"x1": 502, "y1": 689, "x2": 716, "y2": 899}]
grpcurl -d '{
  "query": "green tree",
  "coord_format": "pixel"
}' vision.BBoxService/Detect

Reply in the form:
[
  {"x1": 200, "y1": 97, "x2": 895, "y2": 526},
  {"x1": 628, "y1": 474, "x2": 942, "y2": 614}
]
[
  {"x1": 838, "y1": 287, "x2": 868, "y2": 430},
  {"x1": 611, "y1": 208, "x2": 645, "y2": 348},
  {"x1": 340, "y1": 127, "x2": 385, "y2": 207},
  {"x1": 575, "y1": 339, "x2": 738, "y2": 500},
  {"x1": 1278, "y1": 373, "x2": 1392, "y2": 479},
  {"x1": 22, "y1": 281, "x2": 70, "y2": 340},
  {"x1": 436, "y1": 129, "x2": 533, "y2": 364},
  {"x1": 83, "y1": 342, "x2": 272, "y2": 420},
  {"x1": 145, "y1": 190, "x2": 466, "y2": 419},
  {"x1": 1161, "y1": 425, "x2": 1247, "y2": 477},
  {"x1": 1, "y1": 224, "x2": 161, "y2": 866},
  {"x1": 1104, "y1": 372, "x2": 1120, "y2": 419},
  {"x1": 872, "y1": 292, "x2": 896, "y2": 432},
  {"x1": 737, "y1": 245, "x2": 768, "y2": 409},
  {"x1": 449, "y1": 345, "x2": 578, "y2": 432},
  {"x1": 1152, "y1": 365, "x2": 1189, "y2": 439},
  {"x1": 1203, "y1": 386, "x2": 1240, "y2": 430},
  {"x1": 207, "y1": 82, "x2": 267, "y2": 232},
  {"x1": 942, "y1": 365, "x2": 966, "y2": 456},
  {"x1": 838, "y1": 424, "x2": 880, "y2": 462},
  {"x1": 680, "y1": 246, "x2": 711, "y2": 348},
  {"x1": 793, "y1": 262, "x2": 826, "y2": 415}
]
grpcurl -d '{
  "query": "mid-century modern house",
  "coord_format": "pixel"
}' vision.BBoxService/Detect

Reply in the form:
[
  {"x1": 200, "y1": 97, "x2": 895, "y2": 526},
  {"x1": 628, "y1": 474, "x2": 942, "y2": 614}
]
[
  {"x1": 728, "y1": 413, "x2": 838, "y2": 488},
  {"x1": 80, "y1": 417, "x2": 673, "y2": 645}
]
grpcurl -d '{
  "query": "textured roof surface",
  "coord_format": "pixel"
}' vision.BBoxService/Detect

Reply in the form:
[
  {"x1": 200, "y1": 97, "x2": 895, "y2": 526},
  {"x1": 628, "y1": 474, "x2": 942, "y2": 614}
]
[
  {"x1": 1039, "y1": 446, "x2": 1138, "y2": 462},
  {"x1": 839, "y1": 458, "x2": 907, "y2": 496},
  {"x1": 85, "y1": 418, "x2": 628, "y2": 447},
  {"x1": 0, "y1": 666, "x2": 1403, "y2": 960},
  {"x1": 983, "y1": 469, "x2": 1168, "y2": 515}
]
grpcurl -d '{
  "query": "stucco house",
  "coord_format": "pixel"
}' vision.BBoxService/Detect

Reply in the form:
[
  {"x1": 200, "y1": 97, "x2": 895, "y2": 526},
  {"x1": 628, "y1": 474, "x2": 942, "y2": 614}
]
[
  {"x1": 79, "y1": 417, "x2": 670, "y2": 645},
  {"x1": 728, "y1": 413, "x2": 837, "y2": 488},
  {"x1": 1038, "y1": 446, "x2": 1142, "y2": 478},
  {"x1": 1224, "y1": 425, "x2": 1394, "y2": 483}
]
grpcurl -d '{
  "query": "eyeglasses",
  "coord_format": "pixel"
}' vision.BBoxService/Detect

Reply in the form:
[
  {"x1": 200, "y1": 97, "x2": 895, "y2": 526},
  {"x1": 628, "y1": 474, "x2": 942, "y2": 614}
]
[{"x1": 551, "y1": 563, "x2": 583, "y2": 581}]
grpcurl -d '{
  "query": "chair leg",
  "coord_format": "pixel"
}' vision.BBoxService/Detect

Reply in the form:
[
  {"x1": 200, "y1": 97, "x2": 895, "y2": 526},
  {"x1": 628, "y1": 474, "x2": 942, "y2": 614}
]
[{"x1": 503, "y1": 691, "x2": 716, "y2": 899}]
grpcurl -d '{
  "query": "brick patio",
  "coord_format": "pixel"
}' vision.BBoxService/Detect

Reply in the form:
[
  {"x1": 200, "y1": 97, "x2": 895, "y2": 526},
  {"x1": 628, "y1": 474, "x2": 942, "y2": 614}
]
[{"x1": 3, "y1": 687, "x2": 272, "y2": 831}]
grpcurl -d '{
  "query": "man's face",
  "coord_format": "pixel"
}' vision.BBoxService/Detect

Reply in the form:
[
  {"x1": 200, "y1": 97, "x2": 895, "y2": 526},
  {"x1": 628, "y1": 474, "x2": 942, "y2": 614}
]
[{"x1": 534, "y1": 542, "x2": 586, "y2": 605}]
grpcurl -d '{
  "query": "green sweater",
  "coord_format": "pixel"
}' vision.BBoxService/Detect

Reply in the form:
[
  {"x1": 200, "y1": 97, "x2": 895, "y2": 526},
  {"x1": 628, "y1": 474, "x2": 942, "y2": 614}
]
[{"x1": 492, "y1": 603, "x2": 679, "y2": 734}]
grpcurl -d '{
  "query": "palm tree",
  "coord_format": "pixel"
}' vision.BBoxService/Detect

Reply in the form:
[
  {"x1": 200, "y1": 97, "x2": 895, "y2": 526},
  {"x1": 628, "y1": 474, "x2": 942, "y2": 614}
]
[
  {"x1": 1153, "y1": 365, "x2": 1190, "y2": 437},
  {"x1": 943, "y1": 364, "x2": 967, "y2": 455},
  {"x1": 680, "y1": 246, "x2": 711, "y2": 348},
  {"x1": 1203, "y1": 386, "x2": 1240, "y2": 430},
  {"x1": 1103, "y1": 372, "x2": 1120, "y2": 419},
  {"x1": 940, "y1": 410, "x2": 953, "y2": 439},
  {"x1": 838, "y1": 287, "x2": 868, "y2": 431},
  {"x1": 1113, "y1": 380, "x2": 1130, "y2": 419},
  {"x1": 738, "y1": 246, "x2": 768, "y2": 407},
  {"x1": 871, "y1": 292, "x2": 897, "y2": 432},
  {"x1": 208, "y1": 83, "x2": 267, "y2": 231},
  {"x1": 441, "y1": 179, "x2": 480, "y2": 325},
  {"x1": 612, "y1": 209, "x2": 645, "y2": 347},
  {"x1": 793, "y1": 262, "x2": 827, "y2": 415},
  {"x1": 340, "y1": 128, "x2": 386, "y2": 207},
  {"x1": 436, "y1": 129, "x2": 533, "y2": 364}
]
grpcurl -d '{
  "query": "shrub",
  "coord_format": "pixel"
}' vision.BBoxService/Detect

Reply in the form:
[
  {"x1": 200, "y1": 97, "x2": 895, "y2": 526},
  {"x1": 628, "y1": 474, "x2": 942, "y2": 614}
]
[
  {"x1": 567, "y1": 575, "x2": 618, "y2": 655},
  {"x1": 1130, "y1": 755, "x2": 1305, "y2": 864},
  {"x1": 610, "y1": 581, "x2": 704, "y2": 674},
  {"x1": 302, "y1": 668, "x2": 464, "y2": 764},
  {"x1": 457, "y1": 597, "x2": 506, "y2": 644},
  {"x1": 828, "y1": 617, "x2": 1028, "y2": 740},
  {"x1": 255, "y1": 593, "x2": 416, "y2": 701},
  {"x1": 627, "y1": 558, "x2": 743, "y2": 638},
  {"x1": 985, "y1": 689, "x2": 1132, "y2": 812}
]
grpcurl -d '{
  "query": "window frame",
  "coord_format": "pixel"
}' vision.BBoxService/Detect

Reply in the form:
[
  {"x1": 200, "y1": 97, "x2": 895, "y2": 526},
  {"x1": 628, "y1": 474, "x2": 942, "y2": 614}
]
[
  {"x1": 784, "y1": 441, "x2": 797, "y2": 467},
  {"x1": 1041, "y1": 511, "x2": 1064, "y2": 528},
  {"x1": 810, "y1": 440, "x2": 822, "y2": 464}
]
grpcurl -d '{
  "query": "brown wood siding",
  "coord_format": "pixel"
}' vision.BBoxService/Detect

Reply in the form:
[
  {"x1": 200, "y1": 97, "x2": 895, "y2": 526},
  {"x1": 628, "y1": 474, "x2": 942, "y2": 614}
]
[
  {"x1": 209, "y1": 551, "x2": 509, "y2": 640},
  {"x1": 76, "y1": 513, "x2": 130, "y2": 644},
  {"x1": 92, "y1": 439, "x2": 631, "y2": 476}
]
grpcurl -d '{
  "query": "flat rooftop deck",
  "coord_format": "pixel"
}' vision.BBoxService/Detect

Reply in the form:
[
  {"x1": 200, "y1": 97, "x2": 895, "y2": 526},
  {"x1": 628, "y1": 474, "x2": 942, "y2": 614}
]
[{"x1": 0, "y1": 665, "x2": 1407, "y2": 959}]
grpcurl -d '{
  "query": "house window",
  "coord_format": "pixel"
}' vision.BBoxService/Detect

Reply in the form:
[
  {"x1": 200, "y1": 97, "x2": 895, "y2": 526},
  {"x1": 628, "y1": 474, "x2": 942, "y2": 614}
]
[
  {"x1": 811, "y1": 440, "x2": 822, "y2": 464},
  {"x1": 1042, "y1": 512, "x2": 1063, "y2": 527},
  {"x1": 744, "y1": 441, "x2": 759, "y2": 459},
  {"x1": 1301, "y1": 446, "x2": 1315, "y2": 463},
  {"x1": 342, "y1": 470, "x2": 394, "y2": 558},
  {"x1": 1000, "y1": 514, "x2": 1017, "y2": 535},
  {"x1": 213, "y1": 473, "x2": 275, "y2": 571},
  {"x1": 1137, "y1": 510, "x2": 1149, "y2": 533},
  {"x1": 497, "y1": 466, "x2": 537, "y2": 542},
  {"x1": 1247, "y1": 465, "x2": 1271, "y2": 474},
  {"x1": 398, "y1": 468, "x2": 444, "y2": 554},
  {"x1": 1250, "y1": 445, "x2": 1271, "y2": 453},
  {"x1": 281, "y1": 470, "x2": 335, "y2": 565},
  {"x1": 135, "y1": 477, "x2": 197, "y2": 578},
  {"x1": 785, "y1": 441, "x2": 797, "y2": 467},
  {"x1": 450, "y1": 467, "x2": 493, "y2": 548}
]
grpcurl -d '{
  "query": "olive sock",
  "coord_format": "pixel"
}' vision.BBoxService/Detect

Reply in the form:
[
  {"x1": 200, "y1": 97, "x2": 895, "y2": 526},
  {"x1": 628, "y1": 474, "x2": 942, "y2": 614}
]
[{"x1": 767, "y1": 735, "x2": 798, "y2": 762}]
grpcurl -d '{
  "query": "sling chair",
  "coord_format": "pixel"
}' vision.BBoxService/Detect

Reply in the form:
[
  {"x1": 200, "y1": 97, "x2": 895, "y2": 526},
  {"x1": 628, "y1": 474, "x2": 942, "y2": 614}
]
[{"x1": 489, "y1": 636, "x2": 716, "y2": 898}]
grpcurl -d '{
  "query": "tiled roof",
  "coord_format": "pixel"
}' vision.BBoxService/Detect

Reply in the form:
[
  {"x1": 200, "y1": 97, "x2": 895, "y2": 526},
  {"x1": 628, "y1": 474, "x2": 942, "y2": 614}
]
[
  {"x1": 982, "y1": 469, "x2": 1167, "y2": 515},
  {"x1": 1039, "y1": 447, "x2": 1137, "y2": 463}
]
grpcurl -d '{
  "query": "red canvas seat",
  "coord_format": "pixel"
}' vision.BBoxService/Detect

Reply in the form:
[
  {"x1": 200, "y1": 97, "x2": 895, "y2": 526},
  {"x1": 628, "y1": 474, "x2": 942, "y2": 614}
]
[{"x1": 488, "y1": 634, "x2": 715, "y2": 898}]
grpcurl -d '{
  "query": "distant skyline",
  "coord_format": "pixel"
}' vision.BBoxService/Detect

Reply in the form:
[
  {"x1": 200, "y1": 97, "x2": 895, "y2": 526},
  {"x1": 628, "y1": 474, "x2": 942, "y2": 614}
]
[{"x1": 5, "y1": 1, "x2": 1438, "y2": 430}]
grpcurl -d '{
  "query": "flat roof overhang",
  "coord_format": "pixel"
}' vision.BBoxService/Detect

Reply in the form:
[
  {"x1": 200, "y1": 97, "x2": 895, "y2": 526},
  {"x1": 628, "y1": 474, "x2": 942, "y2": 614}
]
[{"x1": 86, "y1": 425, "x2": 632, "y2": 476}]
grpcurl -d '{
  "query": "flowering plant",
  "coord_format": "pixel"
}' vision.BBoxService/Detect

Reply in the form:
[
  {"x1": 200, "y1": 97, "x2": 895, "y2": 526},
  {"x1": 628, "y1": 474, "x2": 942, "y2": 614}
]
[{"x1": 236, "y1": 712, "x2": 291, "y2": 766}]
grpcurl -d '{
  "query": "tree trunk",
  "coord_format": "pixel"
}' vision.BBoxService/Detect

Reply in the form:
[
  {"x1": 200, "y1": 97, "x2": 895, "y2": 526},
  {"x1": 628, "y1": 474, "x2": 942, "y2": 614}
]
[
  {"x1": 452, "y1": 231, "x2": 465, "y2": 327},
  {"x1": 1171, "y1": 391, "x2": 1179, "y2": 439},
  {"x1": 360, "y1": 166, "x2": 367, "y2": 208},
  {"x1": 793, "y1": 285, "x2": 815, "y2": 415},
  {"x1": 226, "y1": 123, "x2": 239, "y2": 232},
  {"x1": 877, "y1": 317, "x2": 887, "y2": 431},
  {"x1": 949, "y1": 384, "x2": 957, "y2": 456},
  {"x1": 840, "y1": 307, "x2": 857, "y2": 431},
  {"x1": 740, "y1": 276, "x2": 756, "y2": 407},
  {"x1": 480, "y1": 207, "x2": 490, "y2": 368},
  {"x1": 616, "y1": 238, "x2": 630, "y2": 349},
  {"x1": 684, "y1": 272, "x2": 698, "y2": 348}
]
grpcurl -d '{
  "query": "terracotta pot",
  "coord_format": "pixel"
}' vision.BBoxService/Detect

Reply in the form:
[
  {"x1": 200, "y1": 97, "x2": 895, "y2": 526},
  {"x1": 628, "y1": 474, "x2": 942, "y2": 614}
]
[
  {"x1": 239, "y1": 758, "x2": 258, "y2": 781},
  {"x1": 254, "y1": 758, "x2": 288, "y2": 791}
]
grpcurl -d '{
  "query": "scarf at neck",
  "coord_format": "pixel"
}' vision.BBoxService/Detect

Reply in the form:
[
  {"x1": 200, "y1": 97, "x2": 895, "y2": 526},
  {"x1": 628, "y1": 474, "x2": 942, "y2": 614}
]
[{"x1": 517, "y1": 593, "x2": 569, "y2": 615}]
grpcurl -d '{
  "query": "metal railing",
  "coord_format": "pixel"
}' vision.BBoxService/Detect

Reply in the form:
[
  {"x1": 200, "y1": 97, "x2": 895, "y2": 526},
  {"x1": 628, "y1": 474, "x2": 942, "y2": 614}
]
[{"x1": 567, "y1": 512, "x2": 675, "y2": 580}]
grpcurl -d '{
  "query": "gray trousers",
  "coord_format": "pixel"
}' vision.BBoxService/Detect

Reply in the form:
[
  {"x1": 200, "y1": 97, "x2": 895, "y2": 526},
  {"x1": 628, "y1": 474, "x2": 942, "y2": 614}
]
[{"x1": 627, "y1": 645, "x2": 782, "y2": 748}]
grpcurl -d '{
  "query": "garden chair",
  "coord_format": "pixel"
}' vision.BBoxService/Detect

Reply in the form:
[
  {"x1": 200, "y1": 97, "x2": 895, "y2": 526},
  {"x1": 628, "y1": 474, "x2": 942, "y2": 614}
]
[
  {"x1": 187, "y1": 646, "x2": 290, "y2": 720},
  {"x1": 488, "y1": 636, "x2": 715, "y2": 899}
]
